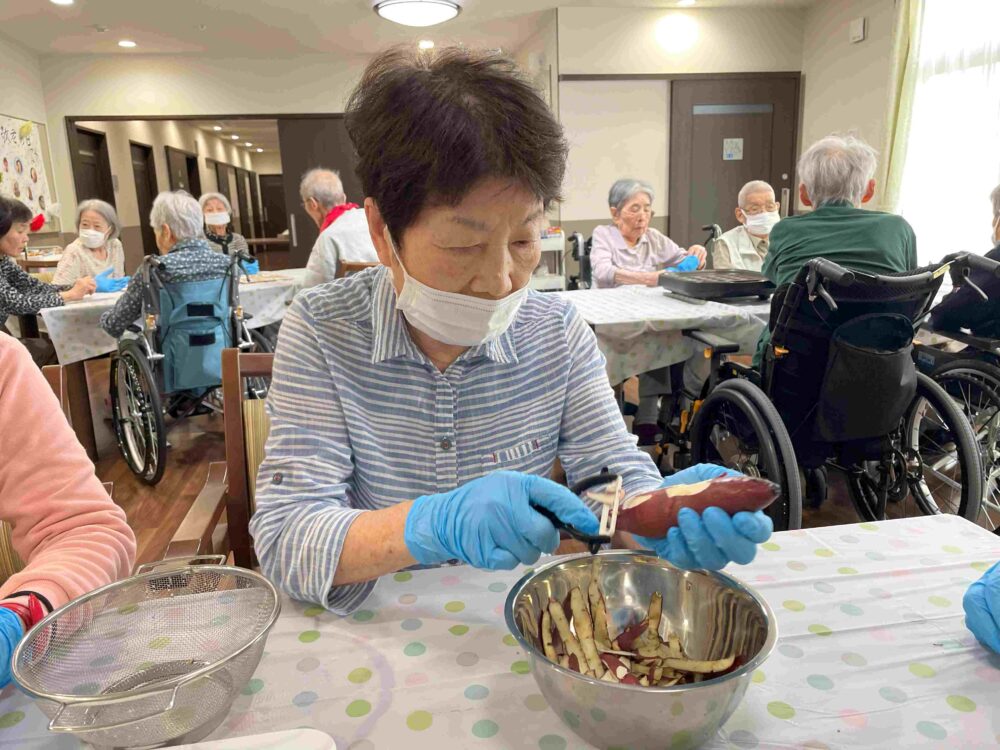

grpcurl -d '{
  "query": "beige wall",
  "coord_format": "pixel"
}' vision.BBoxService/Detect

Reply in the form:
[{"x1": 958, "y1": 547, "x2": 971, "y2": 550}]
[
  {"x1": 800, "y1": 0, "x2": 895, "y2": 210},
  {"x1": 513, "y1": 9, "x2": 560, "y2": 125},
  {"x1": 250, "y1": 150, "x2": 283, "y2": 175},
  {"x1": 558, "y1": 7, "x2": 805, "y2": 76},
  {"x1": 0, "y1": 33, "x2": 47, "y2": 124}
]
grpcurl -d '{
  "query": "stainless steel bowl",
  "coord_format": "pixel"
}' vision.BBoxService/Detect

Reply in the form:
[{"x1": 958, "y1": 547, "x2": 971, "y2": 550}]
[{"x1": 505, "y1": 551, "x2": 776, "y2": 750}]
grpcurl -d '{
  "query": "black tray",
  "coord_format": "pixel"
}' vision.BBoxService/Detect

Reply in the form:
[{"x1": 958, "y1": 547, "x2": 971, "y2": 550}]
[{"x1": 658, "y1": 269, "x2": 776, "y2": 300}]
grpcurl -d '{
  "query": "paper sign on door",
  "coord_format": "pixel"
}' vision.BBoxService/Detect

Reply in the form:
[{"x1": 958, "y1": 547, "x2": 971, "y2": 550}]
[{"x1": 723, "y1": 138, "x2": 744, "y2": 161}]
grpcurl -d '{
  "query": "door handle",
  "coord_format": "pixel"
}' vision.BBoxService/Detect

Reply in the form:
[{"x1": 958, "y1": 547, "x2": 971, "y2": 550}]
[
  {"x1": 290, "y1": 213, "x2": 297, "y2": 246},
  {"x1": 780, "y1": 188, "x2": 790, "y2": 217}
]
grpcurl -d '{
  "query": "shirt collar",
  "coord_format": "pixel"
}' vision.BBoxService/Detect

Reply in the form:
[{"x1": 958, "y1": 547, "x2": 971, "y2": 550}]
[
  {"x1": 369, "y1": 267, "x2": 518, "y2": 366},
  {"x1": 609, "y1": 224, "x2": 648, "y2": 249},
  {"x1": 168, "y1": 237, "x2": 212, "y2": 254},
  {"x1": 320, "y1": 203, "x2": 360, "y2": 232}
]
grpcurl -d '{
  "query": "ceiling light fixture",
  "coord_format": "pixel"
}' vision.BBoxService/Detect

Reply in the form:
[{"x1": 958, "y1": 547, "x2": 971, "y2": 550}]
[
  {"x1": 50, "y1": 0, "x2": 75, "y2": 5},
  {"x1": 213, "y1": 125, "x2": 222, "y2": 131},
  {"x1": 372, "y1": 0, "x2": 462, "y2": 27},
  {"x1": 231, "y1": 135, "x2": 239, "y2": 140},
  {"x1": 256, "y1": 148, "x2": 264, "y2": 153},
  {"x1": 118, "y1": 40, "x2": 137, "y2": 48},
  {"x1": 677, "y1": 0, "x2": 696, "y2": 6},
  {"x1": 245, "y1": 142, "x2": 252, "y2": 147},
  {"x1": 418, "y1": 40, "x2": 435, "y2": 50}
]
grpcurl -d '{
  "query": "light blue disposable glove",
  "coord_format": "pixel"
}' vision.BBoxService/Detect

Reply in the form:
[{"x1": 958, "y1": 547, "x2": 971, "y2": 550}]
[
  {"x1": 665, "y1": 255, "x2": 700, "y2": 273},
  {"x1": 94, "y1": 268, "x2": 130, "y2": 293},
  {"x1": 634, "y1": 463, "x2": 774, "y2": 570},
  {"x1": 404, "y1": 470, "x2": 600, "y2": 570},
  {"x1": 0, "y1": 607, "x2": 25, "y2": 688},
  {"x1": 964, "y1": 560, "x2": 1000, "y2": 654},
  {"x1": 241, "y1": 258, "x2": 260, "y2": 275}
]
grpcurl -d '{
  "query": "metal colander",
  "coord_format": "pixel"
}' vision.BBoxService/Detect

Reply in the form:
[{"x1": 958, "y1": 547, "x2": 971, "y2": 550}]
[{"x1": 12, "y1": 557, "x2": 281, "y2": 749}]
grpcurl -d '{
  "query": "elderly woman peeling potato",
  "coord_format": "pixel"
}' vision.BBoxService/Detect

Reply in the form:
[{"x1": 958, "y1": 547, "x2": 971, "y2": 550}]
[{"x1": 248, "y1": 46, "x2": 773, "y2": 615}]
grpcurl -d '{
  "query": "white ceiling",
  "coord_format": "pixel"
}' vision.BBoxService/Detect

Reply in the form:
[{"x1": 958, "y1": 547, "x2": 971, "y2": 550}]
[
  {"x1": 3, "y1": 0, "x2": 816, "y2": 58},
  {"x1": 188, "y1": 119, "x2": 280, "y2": 152}
]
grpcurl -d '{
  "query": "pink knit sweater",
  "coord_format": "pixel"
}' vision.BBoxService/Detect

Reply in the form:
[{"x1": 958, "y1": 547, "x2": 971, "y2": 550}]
[{"x1": 0, "y1": 334, "x2": 136, "y2": 610}]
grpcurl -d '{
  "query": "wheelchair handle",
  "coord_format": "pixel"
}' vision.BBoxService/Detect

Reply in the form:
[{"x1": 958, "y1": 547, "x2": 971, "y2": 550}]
[
  {"x1": 964, "y1": 252, "x2": 1000, "y2": 277},
  {"x1": 810, "y1": 258, "x2": 855, "y2": 286}
]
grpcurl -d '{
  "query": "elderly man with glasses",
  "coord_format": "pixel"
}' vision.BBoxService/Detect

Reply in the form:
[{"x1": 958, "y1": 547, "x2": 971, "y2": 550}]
[{"x1": 712, "y1": 180, "x2": 781, "y2": 271}]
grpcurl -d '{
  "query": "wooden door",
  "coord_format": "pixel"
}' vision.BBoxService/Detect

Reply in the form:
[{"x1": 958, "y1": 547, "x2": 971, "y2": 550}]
[
  {"x1": 258, "y1": 174, "x2": 286, "y2": 237},
  {"x1": 248, "y1": 171, "x2": 262, "y2": 239},
  {"x1": 166, "y1": 146, "x2": 200, "y2": 196},
  {"x1": 276, "y1": 117, "x2": 361, "y2": 267},
  {"x1": 235, "y1": 167, "x2": 252, "y2": 239},
  {"x1": 129, "y1": 141, "x2": 158, "y2": 257},
  {"x1": 69, "y1": 127, "x2": 116, "y2": 208},
  {"x1": 669, "y1": 76, "x2": 799, "y2": 248}
]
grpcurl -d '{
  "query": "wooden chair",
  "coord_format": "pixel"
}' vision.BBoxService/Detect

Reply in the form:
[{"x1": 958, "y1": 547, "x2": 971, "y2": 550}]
[
  {"x1": 336, "y1": 261, "x2": 379, "y2": 278},
  {"x1": 166, "y1": 349, "x2": 274, "y2": 567},
  {"x1": 0, "y1": 365, "x2": 113, "y2": 584}
]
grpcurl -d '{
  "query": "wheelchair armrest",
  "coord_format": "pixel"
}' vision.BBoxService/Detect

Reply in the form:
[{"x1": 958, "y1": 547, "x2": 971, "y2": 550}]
[
  {"x1": 683, "y1": 329, "x2": 740, "y2": 355},
  {"x1": 126, "y1": 324, "x2": 142, "y2": 334}
]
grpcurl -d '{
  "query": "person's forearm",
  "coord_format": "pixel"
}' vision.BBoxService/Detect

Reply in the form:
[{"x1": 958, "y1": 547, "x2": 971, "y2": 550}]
[
  {"x1": 332, "y1": 500, "x2": 419, "y2": 586},
  {"x1": 613, "y1": 269, "x2": 660, "y2": 287}
]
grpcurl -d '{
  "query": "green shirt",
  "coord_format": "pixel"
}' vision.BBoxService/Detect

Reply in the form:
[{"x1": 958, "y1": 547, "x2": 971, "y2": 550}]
[{"x1": 753, "y1": 202, "x2": 918, "y2": 366}]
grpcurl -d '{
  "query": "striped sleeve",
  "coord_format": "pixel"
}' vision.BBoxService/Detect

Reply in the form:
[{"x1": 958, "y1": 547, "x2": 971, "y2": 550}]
[
  {"x1": 557, "y1": 303, "x2": 662, "y2": 500},
  {"x1": 248, "y1": 297, "x2": 374, "y2": 614}
]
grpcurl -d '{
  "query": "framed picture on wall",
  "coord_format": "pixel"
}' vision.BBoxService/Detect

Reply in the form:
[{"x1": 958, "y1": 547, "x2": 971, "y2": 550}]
[{"x1": 0, "y1": 113, "x2": 59, "y2": 231}]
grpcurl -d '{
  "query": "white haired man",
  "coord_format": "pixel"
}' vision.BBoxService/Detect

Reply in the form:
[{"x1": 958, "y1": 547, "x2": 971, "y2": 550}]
[
  {"x1": 712, "y1": 180, "x2": 780, "y2": 271},
  {"x1": 752, "y1": 134, "x2": 917, "y2": 366},
  {"x1": 300, "y1": 168, "x2": 378, "y2": 288}
]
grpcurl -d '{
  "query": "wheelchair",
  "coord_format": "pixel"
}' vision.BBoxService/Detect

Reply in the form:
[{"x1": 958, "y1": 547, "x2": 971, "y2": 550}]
[
  {"x1": 913, "y1": 321, "x2": 1000, "y2": 532},
  {"x1": 664, "y1": 253, "x2": 998, "y2": 531},
  {"x1": 109, "y1": 253, "x2": 271, "y2": 485}
]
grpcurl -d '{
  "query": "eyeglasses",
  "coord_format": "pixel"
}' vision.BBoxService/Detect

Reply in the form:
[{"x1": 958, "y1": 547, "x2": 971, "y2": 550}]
[
  {"x1": 622, "y1": 205, "x2": 654, "y2": 217},
  {"x1": 741, "y1": 203, "x2": 779, "y2": 215}
]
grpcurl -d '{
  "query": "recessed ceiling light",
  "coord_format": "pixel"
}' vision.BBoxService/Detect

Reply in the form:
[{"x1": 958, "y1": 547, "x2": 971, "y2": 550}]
[
  {"x1": 677, "y1": 0, "x2": 696, "y2": 6},
  {"x1": 50, "y1": 0, "x2": 75, "y2": 5},
  {"x1": 256, "y1": 148, "x2": 263, "y2": 153},
  {"x1": 245, "y1": 142, "x2": 252, "y2": 147},
  {"x1": 372, "y1": 0, "x2": 462, "y2": 27},
  {"x1": 418, "y1": 40, "x2": 435, "y2": 50},
  {"x1": 212, "y1": 126, "x2": 222, "y2": 131},
  {"x1": 231, "y1": 135, "x2": 239, "y2": 140},
  {"x1": 118, "y1": 40, "x2": 137, "y2": 48}
]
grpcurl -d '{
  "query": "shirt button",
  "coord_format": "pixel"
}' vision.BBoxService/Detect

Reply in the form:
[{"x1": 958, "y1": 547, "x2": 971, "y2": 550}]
[
  {"x1": 439, "y1": 438, "x2": 452, "y2": 451},
  {"x1": 272, "y1": 472, "x2": 283, "y2": 485}
]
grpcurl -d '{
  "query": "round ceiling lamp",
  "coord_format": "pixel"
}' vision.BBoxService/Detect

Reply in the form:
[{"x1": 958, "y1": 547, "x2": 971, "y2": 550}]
[{"x1": 372, "y1": 0, "x2": 463, "y2": 27}]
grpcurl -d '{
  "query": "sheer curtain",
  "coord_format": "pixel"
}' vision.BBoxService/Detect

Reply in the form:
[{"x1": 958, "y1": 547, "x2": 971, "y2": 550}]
[{"x1": 896, "y1": 0, "x2": 1000, "y2": 265}]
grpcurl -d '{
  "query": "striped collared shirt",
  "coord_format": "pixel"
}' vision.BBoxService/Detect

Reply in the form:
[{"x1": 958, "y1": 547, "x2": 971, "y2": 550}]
[{"x1": 249, "y1": 266, "x2": 661, "y2": 614}]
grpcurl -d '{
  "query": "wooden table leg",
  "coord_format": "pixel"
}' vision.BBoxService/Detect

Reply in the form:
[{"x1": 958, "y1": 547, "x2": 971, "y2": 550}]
[{"x1": 65, "y1": 359, "x2": 98, "y2": 462}]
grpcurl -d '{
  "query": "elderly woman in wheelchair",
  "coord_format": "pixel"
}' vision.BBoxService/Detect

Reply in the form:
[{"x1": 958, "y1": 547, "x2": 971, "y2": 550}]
[{"x1": 100, "y1": 191, "x2": 267, "y2": 485}]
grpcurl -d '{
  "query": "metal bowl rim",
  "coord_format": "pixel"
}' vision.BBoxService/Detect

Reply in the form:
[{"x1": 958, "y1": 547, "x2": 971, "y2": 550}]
[
  {"x1": 11, "y1": 564, "x2": 282, "y2": 706},
  {"x1": 504, "y1": 550, "x2": 777, "y2": 693}
]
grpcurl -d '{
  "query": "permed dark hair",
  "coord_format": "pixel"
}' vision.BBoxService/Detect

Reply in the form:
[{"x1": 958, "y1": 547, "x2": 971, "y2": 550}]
[
  {"x1": 0, "y1": 196, "x2": 32, "y2": 239},
  {"x1": 345, "y1": 46, "x2": 568, "y2": 243}
]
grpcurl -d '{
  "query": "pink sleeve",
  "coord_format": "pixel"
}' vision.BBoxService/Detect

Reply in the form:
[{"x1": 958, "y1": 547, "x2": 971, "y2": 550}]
[
  {"x1": 588, "y1": 226, "x2": 619, "y2": 289},
  {"x1": 649, "y1": 229, "x2": 688, "y2": 268},
  {"x1": 0, "y1": 335, "x2": 136, "y2": 610}
]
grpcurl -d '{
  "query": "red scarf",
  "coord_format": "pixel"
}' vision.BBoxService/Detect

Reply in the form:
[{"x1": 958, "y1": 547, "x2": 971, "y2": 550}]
[{"x1": 320, "y1": 203, "x2": 360, "y2": 232}]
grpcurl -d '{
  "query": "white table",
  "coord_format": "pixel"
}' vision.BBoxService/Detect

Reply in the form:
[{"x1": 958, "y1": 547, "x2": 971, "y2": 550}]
[
  {"x1": 39, "y1": 268, "x2": 308, "y2": 366},
  {"x1": 3, "y1": 515, "x2": 997, "y2": 749},
  {"x1": 556, "y1": 286, "x2": 768, "y2": 385}
]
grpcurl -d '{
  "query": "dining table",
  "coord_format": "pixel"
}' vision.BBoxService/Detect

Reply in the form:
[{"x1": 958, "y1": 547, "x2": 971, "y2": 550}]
[{"x1": 3, "y1": 513, "x2": 997, "y2": 749}]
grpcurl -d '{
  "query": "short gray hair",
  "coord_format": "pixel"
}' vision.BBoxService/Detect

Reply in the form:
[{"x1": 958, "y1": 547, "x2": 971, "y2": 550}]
[
  {"x1": 608, "y1": 179, "x2": 655, "y2": 211},
  {"x1": 198, "y1": 192, "x2": 232, "y2": 214},
  {"x1": 76, "y1": 199, "x2": 121, "y2": 241},
  {"x1": 150, "y1": 191, "x2": 205, "y2": 242},
  {"x1": 299, "y1": 168, "x2": 346, "y2": 210},
  {"x1": 738, "y1": 180, "x2": 775, "y2": 208},
  {"x1": 798, "y1": 133, "x2": 878, "y2": 207},
  {"x1": 991, "y1": 184, "x2": 1000, "y2": 221}
]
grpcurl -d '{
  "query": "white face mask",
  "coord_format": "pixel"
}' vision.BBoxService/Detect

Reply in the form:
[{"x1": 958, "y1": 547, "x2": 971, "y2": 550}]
[
  {"x1": 385, "y1": 229, "x2": 528, "y2": 347},
  {"x1": 743, "y1": 210, "x2": 781, "y2": 235},
  {"x1": 205, "y1": 211, "x2": 230, "y2": 227},
  {"x1": 79, "y1": 228, "x2": 107, "y2": 249}
]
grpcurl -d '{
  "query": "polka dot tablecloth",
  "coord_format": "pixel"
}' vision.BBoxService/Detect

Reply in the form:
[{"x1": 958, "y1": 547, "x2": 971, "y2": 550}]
[
  {"x1": 2, "y1": 515, "x2": 998, "y2": 749},
  {"x1": 555, "y1": 287, "x2": 766, "y2": 385},
  {"x1": 37, "y1": 268, "x2": 308, "y2": 365}
]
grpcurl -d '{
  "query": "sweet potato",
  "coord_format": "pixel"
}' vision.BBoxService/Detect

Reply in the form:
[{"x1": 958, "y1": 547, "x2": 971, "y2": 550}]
[
  {"x1": 613, "y1": 477, "x2": 779, "y2": 538},
  {"x1": 570, "y1": 587, "x2": 605, "y2": 677},
  {"x1": 548, "y1": 598, "x2": 588, "y2": 675}
]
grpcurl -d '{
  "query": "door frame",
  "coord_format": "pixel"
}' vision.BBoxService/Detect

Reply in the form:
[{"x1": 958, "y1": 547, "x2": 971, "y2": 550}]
[
  {"x1": 164, "y1": 145, "x2": 201, "y2": 194},
  {"x1": 66, "y1": 123, "x2": 117, "y2": 210},
  {"x1": 128, "y1": 139, "x2": 159, "y2": 256}
]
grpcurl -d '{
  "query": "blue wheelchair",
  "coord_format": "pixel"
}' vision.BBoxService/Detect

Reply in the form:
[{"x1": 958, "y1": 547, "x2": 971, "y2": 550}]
[{"x1": 109, "y1": 253, "x2": 271, "y2": 485}]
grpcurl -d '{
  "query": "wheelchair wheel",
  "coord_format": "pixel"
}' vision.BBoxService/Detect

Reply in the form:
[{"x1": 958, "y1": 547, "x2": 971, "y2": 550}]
[
  {"x1": 246, "y1": 328, "x2": 273, "y2": 400},
  {"x1": 932, "y1": 358, "x2": 1000, "y2": 391},
  {"x1": 930, "y1": 368, "x2": 1000, "y2": 531},
  {"x1": 110, "y1": 340, "x2": 167, "y2": 485},
  {"x1": 690, "y1": 378, "x2": 802, "y2": 531},
  {"x1": 903, "y1": 372, "x2": 983, "y2": 521}
]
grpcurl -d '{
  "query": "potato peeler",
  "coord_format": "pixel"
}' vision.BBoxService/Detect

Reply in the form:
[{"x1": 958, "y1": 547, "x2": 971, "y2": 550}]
[{"x1": 530, "y1": 472, "x2": 623, "y2": 554}]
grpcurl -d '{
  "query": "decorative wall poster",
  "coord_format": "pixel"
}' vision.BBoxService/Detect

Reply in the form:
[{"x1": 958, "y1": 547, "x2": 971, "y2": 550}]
[{"x1": 0, "y1": 114, "x2": 53, "y2": 223}]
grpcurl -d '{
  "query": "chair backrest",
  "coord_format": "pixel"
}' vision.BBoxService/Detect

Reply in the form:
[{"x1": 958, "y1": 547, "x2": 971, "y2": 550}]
[
  {"x1": 222, "y1": 348, "x2": 275, "y2": 568},
  {"x1": 337, "y1": 261, "x2": 379, "y2": 279},
  {"x1": 764, "y1": 260, "x2": 944, "y2": 457}
]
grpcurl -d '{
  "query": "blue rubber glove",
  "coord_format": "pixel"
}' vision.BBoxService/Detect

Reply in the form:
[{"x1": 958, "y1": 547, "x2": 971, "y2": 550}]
[
  {"x1": 964, "y1": 560, "x2": 1000, "y2": 654},
  {"x1": 241, "y1": 258, "x2": 260, "y2": 275},
  {"x1": 404, "y1": 470, "x2": 600, "y2": 570},
  {"x1": 634, "y1": 463, "x2": 774, "y2": 570},
  {"x1": 665, "y1": 255, "x2": 700, "y2": 273},
  {"x1": 94, "y1": 268, "x2": 130, "y2": 293},
  {"x1": 0, "y1": 607, "x2": 25, "y2": 688}
]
